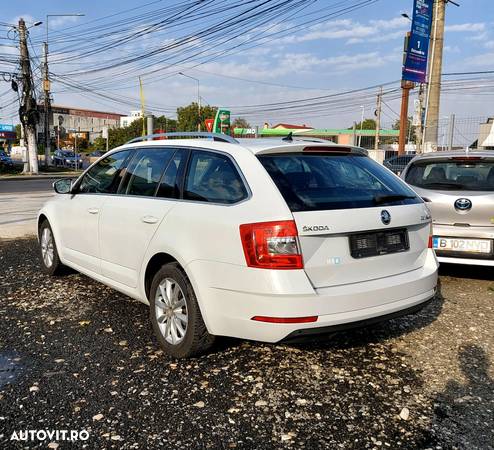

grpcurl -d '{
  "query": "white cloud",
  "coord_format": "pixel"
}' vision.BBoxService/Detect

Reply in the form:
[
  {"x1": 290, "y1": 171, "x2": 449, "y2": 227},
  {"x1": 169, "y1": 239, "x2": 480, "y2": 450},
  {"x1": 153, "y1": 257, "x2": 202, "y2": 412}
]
[
  {"x1": 445, "y1": 23, "x2": 486, "y2": 33},
  {"x1": 465, "y1": 52, "x2": 494, "y2": 67}
]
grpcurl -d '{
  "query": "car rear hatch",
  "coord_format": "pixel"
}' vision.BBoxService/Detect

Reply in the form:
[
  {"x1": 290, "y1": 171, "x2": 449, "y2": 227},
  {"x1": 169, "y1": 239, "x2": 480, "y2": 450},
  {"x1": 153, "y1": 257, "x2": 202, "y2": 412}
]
[
  {"x1": 404, "y1": 155, "x2": 494, "y2": 227},
  {"x1": 257, "y1": 147, "x2": 430, "y2": 289}
]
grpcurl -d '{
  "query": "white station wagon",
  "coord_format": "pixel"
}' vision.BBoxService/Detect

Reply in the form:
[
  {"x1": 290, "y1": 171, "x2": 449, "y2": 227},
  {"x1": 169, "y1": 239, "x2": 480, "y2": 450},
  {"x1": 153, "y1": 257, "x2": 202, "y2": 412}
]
[{"x1": 38, "y1": 133, "x2": 438, "y2": 357}]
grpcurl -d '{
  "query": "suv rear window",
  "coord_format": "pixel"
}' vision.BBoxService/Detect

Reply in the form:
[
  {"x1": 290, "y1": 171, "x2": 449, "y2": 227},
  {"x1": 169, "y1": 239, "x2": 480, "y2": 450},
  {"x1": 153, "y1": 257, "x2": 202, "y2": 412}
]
[
  {"x1": 258, "y1": 153, "x2": 420, "y2": 212},
  {"x1": 405, "y1": 159, "x2": 494, "y2": 191}
]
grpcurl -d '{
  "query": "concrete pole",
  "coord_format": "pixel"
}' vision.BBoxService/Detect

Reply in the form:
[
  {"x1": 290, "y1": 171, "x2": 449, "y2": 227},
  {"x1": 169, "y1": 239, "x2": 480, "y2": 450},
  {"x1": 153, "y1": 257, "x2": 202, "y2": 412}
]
[
  {"x1": 416, "y1": 84, "x2": 425, "y2": 153},
  {"x1": 447, "y1": 113, "x2": 455, "y2": 151},
  {"x1": 19, "y1": 18, "x2": 39, "y2": 174},
  {"x1": 43, "y1": 42, "x2": 51, "y2": 166},
  {"x1": 424, "y1": 0, "x2": 445, "y2": 151},
  {"x1": 147, "y1": 115, "x2": 154, "y2": 141}
]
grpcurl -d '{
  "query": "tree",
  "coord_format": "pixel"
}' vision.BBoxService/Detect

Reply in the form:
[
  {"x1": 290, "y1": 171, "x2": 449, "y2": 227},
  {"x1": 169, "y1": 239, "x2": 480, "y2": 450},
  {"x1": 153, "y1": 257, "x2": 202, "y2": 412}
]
[
  {"x1": 154, "y1": 115, "x2": 178, "y2": 133},
  {"x1": 232, "y1": 117, "x2": 250, "y2": 129},
  {"x1": 392, "y1": 117, "x2": 418, "y2": 144},
  {"x1": 349, "y1": 118, "x2": 376, "y2": 130},
  {"x1": 177, "y1": 102, "x2": 217, "y2": 131}
]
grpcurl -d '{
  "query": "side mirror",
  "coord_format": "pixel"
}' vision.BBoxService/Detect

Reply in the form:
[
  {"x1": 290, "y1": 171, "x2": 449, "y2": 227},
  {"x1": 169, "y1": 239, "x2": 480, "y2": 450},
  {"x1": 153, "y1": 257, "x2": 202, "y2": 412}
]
[{"x1": 53, "y1": 178, "x2": 73, "y2": 194}]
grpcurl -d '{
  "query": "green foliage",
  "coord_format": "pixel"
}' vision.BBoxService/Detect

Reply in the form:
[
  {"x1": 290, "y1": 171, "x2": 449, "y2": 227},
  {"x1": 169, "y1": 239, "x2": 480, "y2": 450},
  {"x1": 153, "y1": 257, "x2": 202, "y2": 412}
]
[
  {"x1": 108, "y1": 118, "x2": 146, "y2": 148},
  {"x1": 350, "y1": 118, "x2": 377, "y2": 130},
  {"x1": 15, "y1": 124, "x2": 22, "y2": 141},
  {"x1": 91, "y1": 137, "x2": 107, "y2": 151},
  {"x1": 232, "y1": 117, "x2": 250, "y2": 129},
  {"x1": 177, "y1": 103, "x2": 217, "y2": 131},
  {"x1": 154, "y1": 115, "x2": 178, "y2": 133},
  {"x1": 392, "y1": 117, "x2": 418, "y2": 144}
]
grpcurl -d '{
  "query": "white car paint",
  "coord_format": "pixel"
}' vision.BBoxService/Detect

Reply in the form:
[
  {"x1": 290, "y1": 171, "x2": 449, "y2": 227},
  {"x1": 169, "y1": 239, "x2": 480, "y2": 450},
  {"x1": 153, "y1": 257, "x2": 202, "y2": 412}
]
[{"x1": 38, "y1": 137, "x2": 438, "y2": 343}]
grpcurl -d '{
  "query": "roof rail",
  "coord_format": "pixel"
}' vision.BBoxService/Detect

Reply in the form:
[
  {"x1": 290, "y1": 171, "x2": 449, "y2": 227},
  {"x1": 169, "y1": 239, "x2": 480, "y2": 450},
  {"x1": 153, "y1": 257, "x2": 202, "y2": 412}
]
[{"x1": 125, "y1": 132, "x2": 238, "y2": 145}]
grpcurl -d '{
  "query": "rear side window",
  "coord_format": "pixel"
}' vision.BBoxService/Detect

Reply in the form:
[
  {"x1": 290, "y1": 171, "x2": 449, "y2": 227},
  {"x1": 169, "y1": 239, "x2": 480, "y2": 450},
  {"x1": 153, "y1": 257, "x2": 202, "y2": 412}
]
[
  {"x1": 156, "y1": 149, "x2": 188, "y2": 199},
  {"x1": 184, "y1": 150, "x2": 248, "y2": 204},
  {"x1": 258, "y1": 153, "x2": 420, "y2": 212},
  {"x1": 79, "y1": 150, "x2": 131, "y2": 194},
  {"x1": 405, "y1": 159, "x2": 494, "y2": 191},
  {"x1": 119, "y1": 148, "x2": 173, "y2": 196}
]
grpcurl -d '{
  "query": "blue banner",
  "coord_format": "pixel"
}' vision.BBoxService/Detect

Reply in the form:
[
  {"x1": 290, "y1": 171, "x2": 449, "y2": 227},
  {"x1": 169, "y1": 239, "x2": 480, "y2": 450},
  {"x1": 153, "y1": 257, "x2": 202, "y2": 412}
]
[
  {"x1": 402, "y1": 0, "x2": 433, "y2": 83},
  {"x1": 0, "y1": 124, "x2": 14, "y2": 132}
]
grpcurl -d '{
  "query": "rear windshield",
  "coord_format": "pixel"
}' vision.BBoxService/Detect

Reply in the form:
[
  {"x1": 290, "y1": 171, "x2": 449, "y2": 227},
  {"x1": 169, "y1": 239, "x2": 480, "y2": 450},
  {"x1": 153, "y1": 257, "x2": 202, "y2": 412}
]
[
  {"x1": 258, "y1": 153, "x2": 421, "y2": 212},
  {"x1": 405, "y1": 159, "x2": 494, "y2": 191}
]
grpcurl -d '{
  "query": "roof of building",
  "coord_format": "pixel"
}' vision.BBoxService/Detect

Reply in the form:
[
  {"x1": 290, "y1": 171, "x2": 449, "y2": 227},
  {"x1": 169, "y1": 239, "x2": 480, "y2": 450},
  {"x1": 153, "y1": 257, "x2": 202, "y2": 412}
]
[
  {"x1": 234, "y1": 127, "x2": 399, "y2": 137},
  {"x1": 271, "y1": 123, "x2": 314, "y2": 130},
  {"x1": 50, "y1": 104, "x2": 125, "y2": 118}
]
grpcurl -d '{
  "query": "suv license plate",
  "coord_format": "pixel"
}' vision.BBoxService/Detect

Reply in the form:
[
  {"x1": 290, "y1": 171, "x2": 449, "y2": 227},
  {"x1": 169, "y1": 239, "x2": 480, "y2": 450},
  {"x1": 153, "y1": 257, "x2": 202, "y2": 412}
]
[{"x1": 433, "y1": 237, "x2": 492, "y2": 254}]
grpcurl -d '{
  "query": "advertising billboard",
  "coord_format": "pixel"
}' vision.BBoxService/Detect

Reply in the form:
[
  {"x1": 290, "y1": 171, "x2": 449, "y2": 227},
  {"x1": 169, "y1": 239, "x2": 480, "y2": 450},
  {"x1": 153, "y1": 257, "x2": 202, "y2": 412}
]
[{"x1": 402, "y1": 0, "x2": 434, "y2": 83}]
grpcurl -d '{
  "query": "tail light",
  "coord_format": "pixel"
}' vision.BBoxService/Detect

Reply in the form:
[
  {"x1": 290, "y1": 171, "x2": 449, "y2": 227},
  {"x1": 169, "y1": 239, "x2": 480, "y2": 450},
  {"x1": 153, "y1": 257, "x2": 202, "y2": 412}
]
[
  {"x1": 239, "y1": 220, "x2": 303, "y2": 269},
  {"x1": 428, "y1": 222, "x2": 433, "y2": 249}
]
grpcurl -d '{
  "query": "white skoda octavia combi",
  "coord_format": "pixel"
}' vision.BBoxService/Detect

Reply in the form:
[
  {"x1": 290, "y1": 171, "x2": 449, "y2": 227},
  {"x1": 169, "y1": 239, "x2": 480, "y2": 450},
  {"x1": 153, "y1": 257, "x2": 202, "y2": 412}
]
[{"x1": 38, "y1": 133, "x2": 438, "y2": 358}]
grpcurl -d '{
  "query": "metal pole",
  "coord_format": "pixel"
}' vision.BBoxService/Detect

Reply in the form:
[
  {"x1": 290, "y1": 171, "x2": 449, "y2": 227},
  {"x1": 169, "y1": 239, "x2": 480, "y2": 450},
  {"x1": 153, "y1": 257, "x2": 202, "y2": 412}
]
[
  {"x1": 197, "y1": 80, "x2": 201, "y2": 132},
  {"x1": 147, "y1": 115, "x2": 154, "y2": 141},
  {"x1": 447, "y1": 113, "x2": 455, "y2": 151},
  {"x1": 399, "y1": 81, "x2": 413, "y2": 155},
  {"x1": 358, "y1": 106, "x2": 364, "y2": 147},
  {"x1": 374, "y1": 87, "x2": 382, "y2": 151}
]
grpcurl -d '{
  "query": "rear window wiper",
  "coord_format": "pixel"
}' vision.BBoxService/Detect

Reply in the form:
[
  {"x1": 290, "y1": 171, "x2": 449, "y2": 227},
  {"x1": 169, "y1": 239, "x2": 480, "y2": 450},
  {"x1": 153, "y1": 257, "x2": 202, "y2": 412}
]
[{"x1": 373, "y1": 194, "x2": 417, "y2": 205}]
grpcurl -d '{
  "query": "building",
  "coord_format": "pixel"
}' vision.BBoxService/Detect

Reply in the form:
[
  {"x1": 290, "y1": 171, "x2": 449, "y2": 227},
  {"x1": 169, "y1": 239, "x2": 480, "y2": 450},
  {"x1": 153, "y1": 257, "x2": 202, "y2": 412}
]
[
  {"x1": 478, "y1": 117, "x2": 494, "y2": 150},
  {"x1": 120, "y1": 110, "x2": 151, "y2": 128},
  {"x1": 271, "y1": 123, "x2": 314, "y2": 130},
  {"x1": 37, "y1": 105, "x2": 124, "y2": 146}
]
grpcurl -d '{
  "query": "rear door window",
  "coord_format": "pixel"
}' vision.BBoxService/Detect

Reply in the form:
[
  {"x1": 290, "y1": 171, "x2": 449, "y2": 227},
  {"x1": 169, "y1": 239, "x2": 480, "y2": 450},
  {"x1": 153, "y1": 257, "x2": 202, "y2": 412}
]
[
  {"x1": 184, "y1": 150, "x2": 248, "y2": 204},
  {"x1": 405, "y1": 159, "x2": 494, "y2": 191},
  {"x1": 156, "y1": 149, "x2": 188, "y2": 199},
  {"x1": 258, "y1": 153, "x2": 420, "y2": 212},
  {"x1": 119, "y1": 148, "x2": 174, "y2": 196}
]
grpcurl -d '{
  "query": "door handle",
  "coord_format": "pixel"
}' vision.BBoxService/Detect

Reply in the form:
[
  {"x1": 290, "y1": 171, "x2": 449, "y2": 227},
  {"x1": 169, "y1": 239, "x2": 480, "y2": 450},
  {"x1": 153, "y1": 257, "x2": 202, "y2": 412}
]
[
  {"x1": 141, "y1": 215, "x2": 159, "y2": 224},
  {"x1": 87, "y1": 208, "x2": 99, "y2": 214}
]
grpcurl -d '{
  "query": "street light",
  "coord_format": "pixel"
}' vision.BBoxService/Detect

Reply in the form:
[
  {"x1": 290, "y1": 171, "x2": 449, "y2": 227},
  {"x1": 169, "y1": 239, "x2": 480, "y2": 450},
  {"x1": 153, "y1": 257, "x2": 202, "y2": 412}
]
[
  {"x1": 401, "y1": 13, "x2": 412, "y2": 21},
  {"x1": 358, "y1": 105, "x2": 365, "y2": 147},
  {"x1": 179, "y1": 72, "x2": 201, "y2": 132}
]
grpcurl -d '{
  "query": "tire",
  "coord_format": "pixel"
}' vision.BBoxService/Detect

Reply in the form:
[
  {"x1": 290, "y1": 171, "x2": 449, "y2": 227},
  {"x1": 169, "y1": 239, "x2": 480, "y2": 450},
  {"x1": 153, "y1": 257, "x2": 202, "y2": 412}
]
[
  {"x1": 149, "y1": 263, "x2": 214, "y2": 358},
  {"x1": 39, "y1": 220, "x2": 65, "y2": 276}
]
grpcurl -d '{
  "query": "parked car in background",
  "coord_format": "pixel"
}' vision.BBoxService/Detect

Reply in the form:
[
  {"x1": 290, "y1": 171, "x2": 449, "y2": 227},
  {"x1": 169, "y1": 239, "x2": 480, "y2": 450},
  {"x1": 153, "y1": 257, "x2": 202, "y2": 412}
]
[
  {"x1": 89, "y1": 150, "x2": 105, "y2": 157},
  {"x1": 38, "y1": 133, "x2": 438, "y2": 358},
  {"x1": 402, "y1": 150, "x2": 494, "y2": 266},
  {"x1": 0, "y1": 151, "x2": 14, "y2": 168},
  {"x1": 53, "y1": 150, "x2": 84, "y2": 169},
  {"x1": 383, "y1": 154, "x2": 415, "y2": 175}
]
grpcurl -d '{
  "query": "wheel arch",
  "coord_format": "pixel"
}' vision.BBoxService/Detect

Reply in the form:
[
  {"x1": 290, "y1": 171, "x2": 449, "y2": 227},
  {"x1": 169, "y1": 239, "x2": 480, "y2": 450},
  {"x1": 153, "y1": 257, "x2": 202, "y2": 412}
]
[{"x1": 143, "y1": 252, "x2": 181, "y2": 301}]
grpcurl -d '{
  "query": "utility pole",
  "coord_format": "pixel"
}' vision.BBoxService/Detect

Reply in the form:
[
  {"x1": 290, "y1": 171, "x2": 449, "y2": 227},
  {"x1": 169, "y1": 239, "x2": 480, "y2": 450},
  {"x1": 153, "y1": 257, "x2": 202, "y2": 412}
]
[
  {"x1": 415, "y1": 83, "x2": 425, "y2": 153},
  {"x1": 398, "y1": 80, "x2": 414, "y2": 155},
  {"x1": 43, "y1": 42, "x2": 51, "y2": 166},
  {"x1": 374, "y1": 87, "x2": 382, "y2": 151},
  {"x1": 19, "y1": 18, "x2": 39, "y2": 174},
  {"x1": 424, "y1": 0, "x2": 445, "y2": 152}
]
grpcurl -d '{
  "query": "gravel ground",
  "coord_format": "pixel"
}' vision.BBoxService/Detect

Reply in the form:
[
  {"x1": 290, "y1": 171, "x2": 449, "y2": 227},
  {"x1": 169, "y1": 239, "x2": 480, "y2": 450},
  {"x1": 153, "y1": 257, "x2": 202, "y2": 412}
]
[{"x1": 0, "y1": 238, "x2": 493, "y2": 449}]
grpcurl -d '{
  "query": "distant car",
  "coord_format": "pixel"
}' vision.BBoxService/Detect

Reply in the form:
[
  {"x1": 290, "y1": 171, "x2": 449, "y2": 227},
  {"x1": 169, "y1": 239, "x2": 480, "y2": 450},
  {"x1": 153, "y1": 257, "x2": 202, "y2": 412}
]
[
  {"x1": 402, "y1": 150, "x2": 494, "y2": 266},
  {"x1": 89, "y1": 150, "x2": 104, "y2": 157},
  {"x1": 384, "y1": 154, "x2": 416, "y2": 174},
  {"x1": 0, "y1": 151, "x2": 14, "y2": 168},
  {"x1": 53, "y1": 150, "x2": 83, "y2": 169}
]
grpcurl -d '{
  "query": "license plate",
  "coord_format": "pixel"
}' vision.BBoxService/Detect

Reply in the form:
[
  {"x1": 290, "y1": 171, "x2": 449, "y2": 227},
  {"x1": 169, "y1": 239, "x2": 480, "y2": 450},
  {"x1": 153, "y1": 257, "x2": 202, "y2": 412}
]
[{"x1": 433, "y1": 237, "x2": 492, "y2": 254}]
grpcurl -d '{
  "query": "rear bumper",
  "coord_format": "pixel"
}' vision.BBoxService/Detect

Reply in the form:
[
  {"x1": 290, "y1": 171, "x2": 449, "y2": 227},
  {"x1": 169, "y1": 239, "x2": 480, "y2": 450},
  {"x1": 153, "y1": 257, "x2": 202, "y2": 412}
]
[
  {"x1": 433, "y1": 224, "x2": 494, "y2": 266},
  {"x1": 187, "y1": 250, "x2": 438, "y2": 343}
]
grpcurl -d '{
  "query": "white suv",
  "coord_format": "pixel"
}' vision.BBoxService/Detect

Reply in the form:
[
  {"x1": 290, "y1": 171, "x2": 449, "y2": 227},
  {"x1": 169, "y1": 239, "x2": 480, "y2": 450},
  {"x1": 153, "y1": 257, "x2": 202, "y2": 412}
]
[{"x1": 38, "y1": 133, "x2": 438, "y2": 358}]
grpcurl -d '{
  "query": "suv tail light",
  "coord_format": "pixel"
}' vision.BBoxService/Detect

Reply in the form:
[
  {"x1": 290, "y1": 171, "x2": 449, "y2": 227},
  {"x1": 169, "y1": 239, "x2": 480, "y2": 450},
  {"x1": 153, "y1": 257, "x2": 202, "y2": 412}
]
[
  {"x1": 239, "y1": 220, "x2": 303, "y2": 269},
  {"x1": 428, "y1": 222, "x2": 433, "y2": 249}
]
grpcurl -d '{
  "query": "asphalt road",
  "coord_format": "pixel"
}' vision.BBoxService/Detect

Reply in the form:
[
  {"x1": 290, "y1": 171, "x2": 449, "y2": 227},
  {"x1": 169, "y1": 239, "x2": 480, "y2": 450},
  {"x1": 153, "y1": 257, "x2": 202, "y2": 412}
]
[
  {"x1": 0, "y1": 179, "x2": 55, "y2": 239},
  {"x1": 0, "y1": 238, "x2": 493, "y2": 449}
]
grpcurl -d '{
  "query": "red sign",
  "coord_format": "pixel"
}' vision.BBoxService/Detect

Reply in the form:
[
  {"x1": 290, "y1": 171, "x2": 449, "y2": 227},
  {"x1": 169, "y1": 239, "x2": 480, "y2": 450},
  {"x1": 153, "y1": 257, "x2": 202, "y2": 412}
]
[{"x1": 205, "y1": 119, "x2": 214, "y2": 133}]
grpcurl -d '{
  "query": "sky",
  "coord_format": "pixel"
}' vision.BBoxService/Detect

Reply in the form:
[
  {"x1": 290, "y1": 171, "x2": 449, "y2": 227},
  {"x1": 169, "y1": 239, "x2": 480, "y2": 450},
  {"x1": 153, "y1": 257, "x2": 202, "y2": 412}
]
[{"x1": 1, "y1": 0, "x2": 493, "y2": 131}]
